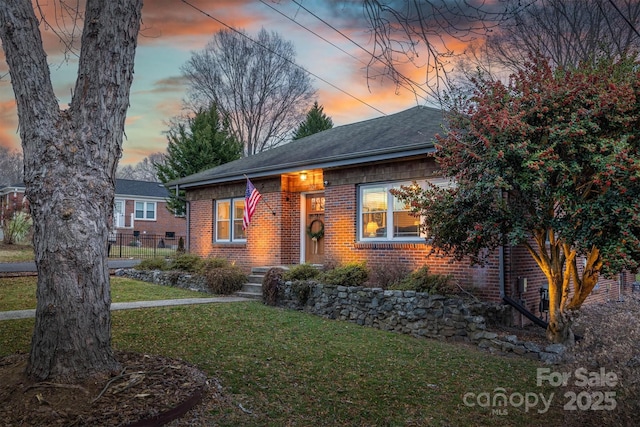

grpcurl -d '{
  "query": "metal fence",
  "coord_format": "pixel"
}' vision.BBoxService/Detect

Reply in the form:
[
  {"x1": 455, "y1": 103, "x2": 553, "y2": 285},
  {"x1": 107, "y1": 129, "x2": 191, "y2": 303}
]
[{"x1": 108, "y1": 233, "x2": 185, "y2": 259}]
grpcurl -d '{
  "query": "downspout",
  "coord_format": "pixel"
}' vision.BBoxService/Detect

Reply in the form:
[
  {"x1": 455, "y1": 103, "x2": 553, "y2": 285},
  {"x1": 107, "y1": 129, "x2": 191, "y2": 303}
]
[
  {"x1": 175, "y1": 184, "x2": 189, "y2": 251},
  {"x1": 499, "y1": 189, "x2": 506, "y2": 299},
  {"x1": 499, "y1": 245, "x2": 505, "y2": 299}
]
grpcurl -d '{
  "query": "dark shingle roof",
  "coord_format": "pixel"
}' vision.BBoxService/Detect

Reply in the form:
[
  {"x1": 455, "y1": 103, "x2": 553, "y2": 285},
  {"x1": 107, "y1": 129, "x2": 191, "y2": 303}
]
[
  {"x1": 1, "y1": 179, "x2": 169, "y2": 199},
  {"x1": 115, "y1": 179, "x2": 169, "y2": 198},
  {"x1": 169, "y1": 105, "x2": 445, "y2": 188}
]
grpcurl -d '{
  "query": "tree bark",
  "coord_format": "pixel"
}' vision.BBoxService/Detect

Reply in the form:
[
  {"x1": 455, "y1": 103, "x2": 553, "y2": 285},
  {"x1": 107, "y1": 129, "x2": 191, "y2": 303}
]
[
  {"x1": 0, "y1": 0, "x2": 142, "y2": 381},
  {"x1": 527, "y1": 230, "x2": 574, "y2": 344}
]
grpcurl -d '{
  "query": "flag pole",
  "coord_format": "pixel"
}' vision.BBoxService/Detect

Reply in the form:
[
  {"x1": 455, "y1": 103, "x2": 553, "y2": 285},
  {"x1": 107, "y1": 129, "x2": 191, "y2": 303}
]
[{"x1": 244, "y1": 174, "x2": 277, "y2": 216}]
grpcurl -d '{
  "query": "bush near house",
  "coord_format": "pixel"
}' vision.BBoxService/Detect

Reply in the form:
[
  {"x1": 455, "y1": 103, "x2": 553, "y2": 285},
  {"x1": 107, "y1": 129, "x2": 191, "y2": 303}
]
[
  {"x1": 282, "y1": 263, "x2": 320, "y2": 281},
  {"x1": 134, "y1": 253, "x2": 246, "y2": 295},
  {"x1": 388, "y1": 265, "x2": 454, "y2": 295},
  {"x1": 318, "y1": 262, "x2": 368, "y2": 287},
  {"x1": 263, "y1": 267, "x2": 286, "y2": 306}
]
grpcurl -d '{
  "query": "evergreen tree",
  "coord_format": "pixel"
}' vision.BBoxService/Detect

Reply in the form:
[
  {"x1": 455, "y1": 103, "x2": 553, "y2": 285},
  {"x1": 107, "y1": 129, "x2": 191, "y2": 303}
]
[
  {"x1": 292, "y1": 101, "x2": 333, "y2": 140},
  {"x1": 156, "y1": 105, "x2": 242, "y2": 215}
]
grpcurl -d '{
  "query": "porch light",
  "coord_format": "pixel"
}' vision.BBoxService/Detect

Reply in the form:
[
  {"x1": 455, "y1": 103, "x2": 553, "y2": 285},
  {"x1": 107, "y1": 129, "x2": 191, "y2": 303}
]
[{"x1": 300, "y1": 172, "x2": 307, "y2": 181}]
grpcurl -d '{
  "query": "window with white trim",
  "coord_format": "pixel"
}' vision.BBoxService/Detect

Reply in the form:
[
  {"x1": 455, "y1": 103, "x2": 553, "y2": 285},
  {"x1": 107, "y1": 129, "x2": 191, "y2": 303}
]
[
  {"x1": 359, "y1": 181, "x2": 425, "y2": 241},
  {"x1": 215, "y1": 198, "x2": 246, "y2": 242},
  {"x1": 134, "y1": 201, "x2": 156, "y2": 220}
]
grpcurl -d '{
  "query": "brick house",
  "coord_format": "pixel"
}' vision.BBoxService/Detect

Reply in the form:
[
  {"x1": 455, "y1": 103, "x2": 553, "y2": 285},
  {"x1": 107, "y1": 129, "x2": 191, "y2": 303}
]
[
  {"x1": 169, "y1": 106, "x2": 632, "y2": 321},
  {"x1": 1, "y1": 179, "x2": 186, "y2": 242}
]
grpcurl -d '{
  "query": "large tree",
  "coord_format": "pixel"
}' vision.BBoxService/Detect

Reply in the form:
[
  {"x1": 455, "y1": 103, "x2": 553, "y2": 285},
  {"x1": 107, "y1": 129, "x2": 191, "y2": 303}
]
[
  {"x1": 292, "y1": 101, "x2": 333, "y2": 140},
  {"x1": 0, "y1": 1, "x2": 142, "y2": 380},
  {"x1": 394, "y1": 57, "x2": 640, "y2": 343},
  {"x1": 116, "y1": 152, "x2": 165, "y2": 182},
  {"x1": 183, "y1": 28, "x2": 316, "y2": 156},
  {"x1": 362, "y1": 0, "x2": 640, "y2": 97},
  {"x1": 156, "y1": 105, "x2": 242, "y2": 215},
  {"x1": 482, "y1": 0, "x2": 640, "y2": 73}
]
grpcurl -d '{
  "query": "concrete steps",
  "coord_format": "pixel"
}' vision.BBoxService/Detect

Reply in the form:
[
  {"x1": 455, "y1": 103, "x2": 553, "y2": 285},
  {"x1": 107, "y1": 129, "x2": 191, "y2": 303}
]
[{"x1": 235, "y1": 266, "x2": 290, "y2": 300}]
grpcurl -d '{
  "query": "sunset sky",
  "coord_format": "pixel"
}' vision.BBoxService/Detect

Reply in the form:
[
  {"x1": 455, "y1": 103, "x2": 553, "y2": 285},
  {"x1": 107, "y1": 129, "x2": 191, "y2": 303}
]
[{"x1": 0, "y1": 1, "x2": 433, "y2": 166}]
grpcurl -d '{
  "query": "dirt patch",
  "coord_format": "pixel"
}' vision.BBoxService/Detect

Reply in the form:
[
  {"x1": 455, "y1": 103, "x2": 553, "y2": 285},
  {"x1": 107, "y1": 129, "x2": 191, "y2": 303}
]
[{"x1": 0, "y1": 351, "x2": 209, "y2": 426}]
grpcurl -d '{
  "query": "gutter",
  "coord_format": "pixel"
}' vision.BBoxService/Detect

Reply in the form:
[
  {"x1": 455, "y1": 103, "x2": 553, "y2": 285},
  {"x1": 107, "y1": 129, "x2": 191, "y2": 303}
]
[{"x1": 168, "y1": 146, "x2": 436, "y2": 189}]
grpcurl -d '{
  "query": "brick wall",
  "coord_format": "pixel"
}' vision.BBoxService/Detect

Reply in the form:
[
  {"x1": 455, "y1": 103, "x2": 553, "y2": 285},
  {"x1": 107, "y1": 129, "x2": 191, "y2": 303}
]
[
  {"x1": 182, "y1": 156, "x2": 637, "y2": 310},
  {"x1": 186, "y1": 178, "x2": 285, "y2": 272},
  {"x1": 115, "y1": 199, "x2": 186, "y2": 238}
]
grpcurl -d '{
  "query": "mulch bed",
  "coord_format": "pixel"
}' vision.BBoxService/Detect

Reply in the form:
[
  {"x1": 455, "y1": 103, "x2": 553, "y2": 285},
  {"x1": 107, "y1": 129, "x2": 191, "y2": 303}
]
[{"x1": 0, "y1": 351, "x2": 208, "y2": 426}]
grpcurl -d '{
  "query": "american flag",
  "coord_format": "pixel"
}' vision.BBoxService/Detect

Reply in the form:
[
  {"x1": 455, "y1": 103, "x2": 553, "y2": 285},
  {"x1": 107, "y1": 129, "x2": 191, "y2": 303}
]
[{"x1": 243, "y1": 178, "x2": 262, "y2": 229}]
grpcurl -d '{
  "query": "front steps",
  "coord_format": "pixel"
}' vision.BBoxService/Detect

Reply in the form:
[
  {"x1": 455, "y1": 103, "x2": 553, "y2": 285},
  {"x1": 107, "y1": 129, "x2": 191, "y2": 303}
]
[{"x1": 235, "y1": 266, "x2": 285, "y2": 300}]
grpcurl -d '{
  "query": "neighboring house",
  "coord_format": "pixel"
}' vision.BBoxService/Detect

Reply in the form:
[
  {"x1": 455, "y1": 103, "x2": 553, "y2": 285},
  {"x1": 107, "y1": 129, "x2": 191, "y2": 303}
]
[
  {"x1": 0, "y1": 183, "x2": 28, "y2": 227},
  {"x1": 1, "y1": 179, "x2": 186, "y2": 241},
  {"x1": 169, "y1": 106, "x2": 632, "y2": 320}
]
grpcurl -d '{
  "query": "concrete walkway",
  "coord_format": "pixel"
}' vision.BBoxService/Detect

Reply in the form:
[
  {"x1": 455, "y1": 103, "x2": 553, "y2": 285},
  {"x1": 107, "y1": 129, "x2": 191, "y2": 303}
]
[{"x1": 0, "y1": 296, "x2": 253, "y2": 321}]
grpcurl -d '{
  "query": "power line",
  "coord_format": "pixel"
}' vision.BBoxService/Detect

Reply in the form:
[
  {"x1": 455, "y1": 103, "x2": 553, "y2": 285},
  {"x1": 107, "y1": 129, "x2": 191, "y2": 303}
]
[
  {"x1": 178, "y1": 0, "x2": 387, "y2": 116},
  {"x1": 286, "y1": 0, "x2": 431, "y2": 98},
  {"x1": 259, "y1": 0, "x2": 365, "y2": 66},
  {"x1": 607, "y1": 0, "x2": 640, "y2": 39},
  {"x1": 260, "y1": 0, "x2": 429, "y2": 104}
]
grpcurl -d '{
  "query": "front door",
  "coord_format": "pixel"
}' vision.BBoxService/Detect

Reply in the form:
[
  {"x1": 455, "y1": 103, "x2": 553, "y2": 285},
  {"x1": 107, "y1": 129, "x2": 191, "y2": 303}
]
[
  {"x1": 304, "y1": 193, "x2": 325, "y2": 264},
  {"x1": 113, "y1": 200, "x2": 125, "y2": 228}
]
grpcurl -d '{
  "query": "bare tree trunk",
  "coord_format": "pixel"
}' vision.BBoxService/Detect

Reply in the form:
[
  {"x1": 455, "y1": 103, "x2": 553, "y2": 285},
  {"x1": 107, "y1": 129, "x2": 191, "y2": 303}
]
[{"x1": 0, "y1": 0, "x2": 142, "y2": 381}]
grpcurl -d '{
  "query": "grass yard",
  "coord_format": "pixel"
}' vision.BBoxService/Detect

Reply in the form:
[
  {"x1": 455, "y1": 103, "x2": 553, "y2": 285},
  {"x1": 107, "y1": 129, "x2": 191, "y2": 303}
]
[
  {"x1": 0, "y1": 243, "x2": 34, "y2": 263},
  {"x1": 0, "y1": 276, "x2": 211, "y2": 311},
  {"x1": 0, "y1": 275, "x2": 570, "y2": 426}
]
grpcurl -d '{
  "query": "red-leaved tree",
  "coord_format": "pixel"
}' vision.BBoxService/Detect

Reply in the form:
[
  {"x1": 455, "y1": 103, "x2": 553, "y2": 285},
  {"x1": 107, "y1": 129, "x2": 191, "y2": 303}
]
[{"x1": 394, "y1": 56, "x2": 640, "y2": 343}]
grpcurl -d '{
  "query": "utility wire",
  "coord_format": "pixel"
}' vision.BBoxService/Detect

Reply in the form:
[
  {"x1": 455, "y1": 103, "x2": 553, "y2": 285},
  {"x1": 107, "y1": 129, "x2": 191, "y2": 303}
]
[
  {"x1": 260, "y1": 0, "x2": 429, "y2": 103},
  {"x1": 287, "y1": 0, "x2": 431, "y2": 98},
  {"x1": 179, "y1": 0, "x2": 387, "y2": 116},
  {"x1": 607, "y1": 0, "x2": 640, "y2": 38},
  {"x1": 259, "y1": 0, "x2": 365, "y2": 65}
]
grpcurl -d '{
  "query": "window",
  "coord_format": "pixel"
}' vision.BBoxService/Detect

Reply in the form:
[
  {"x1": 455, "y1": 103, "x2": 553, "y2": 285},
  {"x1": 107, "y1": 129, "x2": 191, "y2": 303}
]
[
  {"x1": 134, "y1": 201, "x2": 156, "y2": 220},
  {"x1": 215, "y1": 198, "x2": 246, "y2": 242},
  {"x1": 359, "y1": 181, "x2": 424, "y2": 241}
]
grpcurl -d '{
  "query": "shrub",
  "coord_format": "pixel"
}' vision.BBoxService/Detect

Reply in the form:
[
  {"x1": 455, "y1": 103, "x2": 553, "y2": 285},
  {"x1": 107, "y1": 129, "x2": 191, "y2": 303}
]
[
  {"x1": 198, "y1": 257, "x2": 232, "y2": 273},
  {"x1": 203, "y1": 266, "x2": 247, "y2": 295},
  {"x1": 262, "y1": 267, "x2": 285, "y2": 306},
  {"x1": 135, "y1": 257, "x2": 168, "y2": 271},
  {"x1": 168, "y1": 253, "x2": 203, "y2": 272},
  {"x1": 319, "y1": 262, "x2": 368, "y2": 287},
  {"x1": 368, "y1": 262, "x2": 410, "y2": 289},
  {"x1": 283, "y1": 264, "x2": 320, "y2": 281},
  {"x1": 390, "y1": 266, "x2": 452, "y2": 295},
  {"x1": 2, "y1": 212, "x2": 32, "y2": 245}
]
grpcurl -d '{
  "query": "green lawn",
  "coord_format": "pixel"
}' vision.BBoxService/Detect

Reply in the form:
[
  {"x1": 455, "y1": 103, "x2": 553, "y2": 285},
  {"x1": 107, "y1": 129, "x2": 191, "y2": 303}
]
[
  {"x1": 0, "y1": 243, "x2": 34, "y2": 263},
  {"x1": 0, "y1": 275, "x2": 569, "y2": 426},
  {"x1": 0, "y1": 276, "x2": 211, "y2": 311}
]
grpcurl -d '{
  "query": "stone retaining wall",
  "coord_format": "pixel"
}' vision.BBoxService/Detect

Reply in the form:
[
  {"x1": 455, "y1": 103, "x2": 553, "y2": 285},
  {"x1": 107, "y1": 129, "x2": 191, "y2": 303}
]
[
  {"x1": 278, "y1": 281, "x2": 565, "y2": 363},
  {"x1": 115, "y1": 269, "x2": 211, "y2": 293},
  {"x1": 115, "y1": 269, "x2": 565, "y2": 363}
]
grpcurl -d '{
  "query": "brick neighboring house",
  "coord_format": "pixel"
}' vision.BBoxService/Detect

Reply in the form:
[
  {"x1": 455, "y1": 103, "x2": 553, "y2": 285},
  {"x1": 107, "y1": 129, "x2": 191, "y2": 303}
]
[
  {"x1": 1, "y1": 179, "x2": 186, "y2": 242},
  {"x1": 169, "y1": 106, "x2": 633, "y2": 322}
]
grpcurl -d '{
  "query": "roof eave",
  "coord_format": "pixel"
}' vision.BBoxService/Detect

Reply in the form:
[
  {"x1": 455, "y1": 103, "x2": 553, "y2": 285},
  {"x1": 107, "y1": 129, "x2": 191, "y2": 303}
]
[{"x1": 173, "y1": 146, "x2": 436, "y2": 190}]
